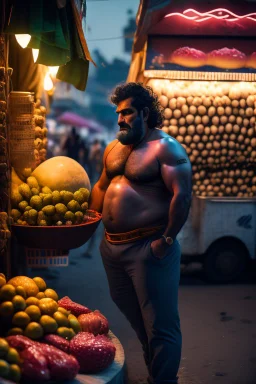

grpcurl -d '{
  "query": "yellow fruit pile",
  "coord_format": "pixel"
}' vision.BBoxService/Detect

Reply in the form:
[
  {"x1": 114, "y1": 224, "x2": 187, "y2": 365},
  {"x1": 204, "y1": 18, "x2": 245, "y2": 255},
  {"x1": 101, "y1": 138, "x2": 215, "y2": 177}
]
[
  {"x1": 11, "y1": 174, "x2": 90, "y2": 226},
  {"x1": 34, "y1": 100, "x2": 48, "y2": 167},
  {"x1": 0, "y1": 275, "x2": 81, "y2": 340},
  {"x1": 0, "y1": 337, "x2": 21, "y2": 383}
]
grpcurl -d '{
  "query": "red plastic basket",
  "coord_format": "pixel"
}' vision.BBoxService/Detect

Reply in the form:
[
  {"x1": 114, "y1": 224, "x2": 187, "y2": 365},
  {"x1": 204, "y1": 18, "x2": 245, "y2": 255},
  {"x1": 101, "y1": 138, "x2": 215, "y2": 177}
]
[{"x1": 11, "y1": 210, "x2": 102, "y2": 250}]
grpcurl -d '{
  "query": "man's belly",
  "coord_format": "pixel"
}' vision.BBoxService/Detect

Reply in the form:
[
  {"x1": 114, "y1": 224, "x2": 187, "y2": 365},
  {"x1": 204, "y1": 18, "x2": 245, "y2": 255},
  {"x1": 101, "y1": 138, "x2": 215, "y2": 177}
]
[{"x1": 102, "y1": 176, "x2": 171, "y2": 233}]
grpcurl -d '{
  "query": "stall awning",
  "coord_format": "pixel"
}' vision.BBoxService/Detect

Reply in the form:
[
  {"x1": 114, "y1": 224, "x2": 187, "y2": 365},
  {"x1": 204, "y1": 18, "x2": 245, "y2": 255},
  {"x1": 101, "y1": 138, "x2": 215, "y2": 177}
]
[
  {"x1": 57, "y1": 112, "x2": 104, "y2": 133},
  {"x1": 5, "y1": 0, "x2": 95, "y2": 91}
]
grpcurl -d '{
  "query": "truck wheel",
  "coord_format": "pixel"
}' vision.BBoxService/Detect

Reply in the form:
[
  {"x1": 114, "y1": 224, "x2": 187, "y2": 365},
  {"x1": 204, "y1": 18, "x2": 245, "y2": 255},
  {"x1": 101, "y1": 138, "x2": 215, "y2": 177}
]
[{"x1": 203, "y1": 239, "x2": 248, "y2": 283}]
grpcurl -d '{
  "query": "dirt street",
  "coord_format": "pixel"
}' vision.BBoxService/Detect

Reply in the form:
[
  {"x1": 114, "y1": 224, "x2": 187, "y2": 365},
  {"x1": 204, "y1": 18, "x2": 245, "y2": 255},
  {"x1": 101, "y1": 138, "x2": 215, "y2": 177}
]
[{"x1": 27, "y1": 224, "x2": 256, "y2": 384}]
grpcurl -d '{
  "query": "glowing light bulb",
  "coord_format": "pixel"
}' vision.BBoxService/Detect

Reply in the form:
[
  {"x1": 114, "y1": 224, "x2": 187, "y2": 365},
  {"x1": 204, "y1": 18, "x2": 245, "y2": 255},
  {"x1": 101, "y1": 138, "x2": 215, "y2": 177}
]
[
  {"x1": 15, "y1": 34, "x2": 31, "y2": 48},
  {"x1": 44, "y1": 72, "x2": 54, "y2": 91},
  {"x1": 32, "y1": 49, "x2": 39, "y2": 62},
  {"x1": 48, "y1": 66, "x2": 59, "y2": 77}
]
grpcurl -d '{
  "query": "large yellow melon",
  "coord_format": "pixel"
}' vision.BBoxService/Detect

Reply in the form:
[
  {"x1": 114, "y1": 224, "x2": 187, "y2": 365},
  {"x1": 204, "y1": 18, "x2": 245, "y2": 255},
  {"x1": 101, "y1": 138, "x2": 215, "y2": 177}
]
[
  {"x1": 8, "y1": 276, "x2": 39, "y2": 297},
  {"x1": 31, "y1": 156, "x2": 91, "y2": 193},
  {"x1": 11, "y1": 168, "x2": 23, "y2": 187}
]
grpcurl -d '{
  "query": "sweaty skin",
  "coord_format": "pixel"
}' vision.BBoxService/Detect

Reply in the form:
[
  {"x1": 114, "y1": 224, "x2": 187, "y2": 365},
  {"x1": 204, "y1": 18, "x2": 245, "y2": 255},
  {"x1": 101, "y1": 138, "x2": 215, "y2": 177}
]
[{"x1": 89, "y1": 98, "x2": 192, "y2": 259}]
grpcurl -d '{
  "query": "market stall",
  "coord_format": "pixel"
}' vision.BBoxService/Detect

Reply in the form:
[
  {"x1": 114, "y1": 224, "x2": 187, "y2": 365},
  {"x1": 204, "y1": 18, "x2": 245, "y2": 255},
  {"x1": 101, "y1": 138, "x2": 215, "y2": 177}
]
[
  {"x1": 0, "y1": 1, "x2": 125, "y2": 382},
  {"x1": 128, "y1": 0, "x2": 256, "y2": 282}
]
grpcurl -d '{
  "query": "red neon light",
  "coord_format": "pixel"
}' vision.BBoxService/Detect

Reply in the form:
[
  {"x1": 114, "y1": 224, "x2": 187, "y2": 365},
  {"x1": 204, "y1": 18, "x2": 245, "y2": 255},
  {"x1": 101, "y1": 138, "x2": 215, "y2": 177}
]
[{"x1": 164, "y1": 8, "x2": 256, "y2": 22}]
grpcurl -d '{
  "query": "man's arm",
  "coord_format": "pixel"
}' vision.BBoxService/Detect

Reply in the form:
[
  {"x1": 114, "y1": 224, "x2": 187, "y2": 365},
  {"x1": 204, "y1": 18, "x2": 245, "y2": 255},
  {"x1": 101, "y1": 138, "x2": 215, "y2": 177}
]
[
  {"x1": 158, "y1": 137, "x2": 192, "y2": 240},
  {"x1": 88, "y1": 140, "x2": 117, "y2": 213}
]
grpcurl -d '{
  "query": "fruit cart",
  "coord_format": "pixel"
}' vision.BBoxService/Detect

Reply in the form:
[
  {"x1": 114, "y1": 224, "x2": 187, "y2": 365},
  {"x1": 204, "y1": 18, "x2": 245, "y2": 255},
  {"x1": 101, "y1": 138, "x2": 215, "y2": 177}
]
[{"x1": 128, "y1": 0, "x2": 256, "y2": 282}]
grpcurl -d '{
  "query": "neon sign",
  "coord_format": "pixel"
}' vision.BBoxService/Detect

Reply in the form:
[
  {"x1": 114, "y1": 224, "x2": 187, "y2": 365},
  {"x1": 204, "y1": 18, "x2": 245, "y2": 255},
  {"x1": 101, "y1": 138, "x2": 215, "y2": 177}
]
[{"x1": 164, "y1": 8, "x2": 256, "y2": 23}]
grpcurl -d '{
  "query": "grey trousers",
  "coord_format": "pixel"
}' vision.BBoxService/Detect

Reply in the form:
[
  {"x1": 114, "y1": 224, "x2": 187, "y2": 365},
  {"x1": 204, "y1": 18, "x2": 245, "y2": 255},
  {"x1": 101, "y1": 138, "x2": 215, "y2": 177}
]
[{"x1": 100, "y1": 232, "x2": 182, "y2": 384}]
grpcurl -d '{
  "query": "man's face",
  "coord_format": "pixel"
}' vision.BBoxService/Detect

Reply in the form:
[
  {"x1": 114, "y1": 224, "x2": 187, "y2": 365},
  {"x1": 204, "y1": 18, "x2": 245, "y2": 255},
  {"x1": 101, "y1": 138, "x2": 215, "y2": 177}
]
[{"x1": 115, "y1": 97, "x2": 146, "y2": 145}]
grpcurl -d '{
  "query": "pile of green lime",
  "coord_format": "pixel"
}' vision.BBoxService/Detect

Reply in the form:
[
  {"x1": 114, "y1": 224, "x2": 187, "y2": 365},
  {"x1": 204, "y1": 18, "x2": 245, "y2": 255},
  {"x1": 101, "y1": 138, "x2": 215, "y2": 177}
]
[
  {"x1": 0, "y1": 275, "x2": 81, "y2": 341},
  {"x1": 11, "y1": 176, "x2": 90, "y2": 226},
  {"x1": 0, "y1": 337, "x2": 21, "y2": 383}
]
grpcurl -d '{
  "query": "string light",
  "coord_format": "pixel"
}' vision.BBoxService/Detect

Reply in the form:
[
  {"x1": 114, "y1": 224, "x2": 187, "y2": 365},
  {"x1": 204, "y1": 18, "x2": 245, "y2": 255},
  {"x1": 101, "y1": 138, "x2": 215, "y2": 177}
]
[
  {"x1": 44, "y1": 72, "x2": 54, "y2": 91},
  {"x1": 48, "y1": 66, "x2": 59, "y2": 77},
  {"x1": 32, "y1": 49, "x2": 39, "y2": 62},
  {"x1": 15, "y1": 34, "x2": 31, "y2": 48}
]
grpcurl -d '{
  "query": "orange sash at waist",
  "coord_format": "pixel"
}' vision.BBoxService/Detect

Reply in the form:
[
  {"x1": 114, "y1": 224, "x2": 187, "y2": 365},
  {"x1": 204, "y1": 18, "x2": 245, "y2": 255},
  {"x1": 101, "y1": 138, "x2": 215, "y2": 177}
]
[{"x1": 105, "y1": 225, "x2": 165, "y2": 244}]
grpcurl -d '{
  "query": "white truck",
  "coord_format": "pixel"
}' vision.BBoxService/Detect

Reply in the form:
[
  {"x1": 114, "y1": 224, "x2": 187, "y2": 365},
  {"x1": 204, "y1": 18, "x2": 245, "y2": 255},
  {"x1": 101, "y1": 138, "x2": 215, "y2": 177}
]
[{"x1": 177, "y1": 196, "x2": 256, "y2": 283}]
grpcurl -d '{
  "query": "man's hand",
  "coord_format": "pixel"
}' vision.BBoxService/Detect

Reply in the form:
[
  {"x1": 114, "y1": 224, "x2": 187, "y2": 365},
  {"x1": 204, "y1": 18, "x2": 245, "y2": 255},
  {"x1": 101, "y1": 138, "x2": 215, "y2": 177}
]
[{"x1": 150, "y1": 238, "x2": 170, "y2": 260}]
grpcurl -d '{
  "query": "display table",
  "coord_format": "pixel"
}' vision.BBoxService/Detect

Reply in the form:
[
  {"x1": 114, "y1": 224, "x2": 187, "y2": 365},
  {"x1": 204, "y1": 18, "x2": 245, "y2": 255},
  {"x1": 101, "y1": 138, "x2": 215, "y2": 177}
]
[
  {"x1": 70, "y1": 332, "x2": 125, "y2": 384},
  {"x1": 22, "y1": 332, "x2": 125, "y2": 384}
]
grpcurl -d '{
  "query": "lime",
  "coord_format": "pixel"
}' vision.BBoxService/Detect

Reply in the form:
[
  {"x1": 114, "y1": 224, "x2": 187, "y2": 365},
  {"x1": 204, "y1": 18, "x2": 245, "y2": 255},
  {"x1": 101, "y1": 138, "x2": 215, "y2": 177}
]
[
  {"x1": 8, "y1": 363, "x2": 21, "y2": 382},
  {"x1": 39, "y1": 298, "x2": 58, "y2": 315},
  {"x1": 33, "y1": 277, "x2": 47, "y2": 292},
  {"x1": 7, "y1": 328, "x2": 23, "y2": 336},
  {"x1": 15, "y1": 286, "x2": 27, "y2": 299},
  {"x1": 44, "y1": 288, "x2": 58, "y2": 301},
  {"x1": 68, "y1": 328, "x2": 76, "y2": 339},
  {"x1": 26, "y1": 296, "x2": 39, "y2": 306},
  {"x1": 0, "y1": 284, "x2": 16, "y2": 301},
  {"x1": 0, "y1": 301, "x2": 14, "y2": 317},
  {"x1": 68, "y1": 315, "x2": 82, "y2": 333},
  {"x1": 24, "y1": 322, "x2": 44, "y2": 340},
  {"x1": 36, "y1": 292, "x2": 45, "y2": 299},
  {"x1": 25, "y1": 305, "x2": 41, "y2": 321},
  {"x1": 12, "y1": 311, "x2": 31, "y2": 328},
  {"x1": 12, "y1": 295, "x2": 26, "y2": 311},
  {"x1": 57, "y1": 307, "x2": 70, "y2": 316},
  {"x1": 56, "y1": 327, "x2": 74, "y2": 340},
  {"x1": 0, "y1": 338, "x2": 9, "y2": 358},
  {"x1": 53, "y1": 311, "x2": 69, "y2": 327},
  {"x1": 0, "y1": 276, "x2": 6, "y2": 288},
  {"x1": 6, "y1": 347, "x2": 20, "y2": 364},
  {"x1": 40, "y1": 315, "x2": 58, "y2": 333},
  {"x1": 0, "y1": 359, "x2": 9, "y2": 378}
]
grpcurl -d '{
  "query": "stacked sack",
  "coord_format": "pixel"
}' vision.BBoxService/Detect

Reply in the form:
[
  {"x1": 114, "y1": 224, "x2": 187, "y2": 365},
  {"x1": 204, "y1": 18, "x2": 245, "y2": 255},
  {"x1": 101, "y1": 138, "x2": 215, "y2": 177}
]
[{"x1": 148, "y1": 79, "x2": 256, "y2": 197}]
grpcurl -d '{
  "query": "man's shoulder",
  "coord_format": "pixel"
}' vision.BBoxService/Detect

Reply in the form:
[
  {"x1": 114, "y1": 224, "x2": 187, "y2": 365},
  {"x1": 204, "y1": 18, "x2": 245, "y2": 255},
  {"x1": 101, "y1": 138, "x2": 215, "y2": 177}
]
[
  {"x1": 105, "y1": 139, "x2": 119, "y2": 152},
  {"x1": 156, "y1": 132, "x2": 190, "y2": 165},
  {"x1": 103, "y1": 139, "x2": 119, "y2": 159},
  {"x1": 156, "y1": 131, "x2": 184, "y2": 152}
]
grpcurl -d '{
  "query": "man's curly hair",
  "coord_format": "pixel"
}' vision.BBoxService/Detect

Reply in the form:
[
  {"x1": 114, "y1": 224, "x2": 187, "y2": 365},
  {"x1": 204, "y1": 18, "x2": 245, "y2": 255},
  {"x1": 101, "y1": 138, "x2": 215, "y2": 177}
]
[{"x1": 110, "y1": 82, "x2": 163, "y2": 129}]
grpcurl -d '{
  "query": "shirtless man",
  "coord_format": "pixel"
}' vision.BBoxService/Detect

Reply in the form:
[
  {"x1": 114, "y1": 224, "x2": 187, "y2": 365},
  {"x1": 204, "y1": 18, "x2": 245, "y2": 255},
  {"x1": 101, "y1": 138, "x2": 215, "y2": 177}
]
[{"x1": 89, "y1": 83, "x2": 192, "y2": 384}]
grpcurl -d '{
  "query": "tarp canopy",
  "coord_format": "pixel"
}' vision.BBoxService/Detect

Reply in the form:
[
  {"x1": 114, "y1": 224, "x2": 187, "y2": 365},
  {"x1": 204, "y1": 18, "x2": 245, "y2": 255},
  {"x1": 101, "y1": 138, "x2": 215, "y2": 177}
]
[{"x1": 56, "y1": 112, "x2": 104, "y2": 133}]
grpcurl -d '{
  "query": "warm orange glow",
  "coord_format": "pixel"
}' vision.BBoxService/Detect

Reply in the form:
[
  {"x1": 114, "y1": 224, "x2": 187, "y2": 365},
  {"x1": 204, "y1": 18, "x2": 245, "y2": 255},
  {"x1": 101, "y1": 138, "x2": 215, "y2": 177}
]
[
  {"x1": 32, "y1": 49, "x2": 39, "y2": 62},
  {"x1": 44, "y1": 72, "x2": 54, "y2": 91},
  {"x1": 48, "y1": 66, "x2": 59, "y2": 77},
  {"x1": 15, "y1": 34, "x2": 31, "y2": 48},
  {"x1": 144, "y1": 69, "x2": 256, "y2": 82},
  {"x1": 164, "y1": 9, "x2": 256, "y2": 23}
]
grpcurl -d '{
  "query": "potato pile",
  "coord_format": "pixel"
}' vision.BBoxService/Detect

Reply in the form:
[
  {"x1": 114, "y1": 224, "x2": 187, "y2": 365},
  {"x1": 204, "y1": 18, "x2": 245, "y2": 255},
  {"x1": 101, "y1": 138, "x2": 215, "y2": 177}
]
[
  {"x1": 148, "y1": 79, "x2": 256, "y2": 197},
  {"x1": 34, "y1": 99, "x2": 48, "y2": 166}
]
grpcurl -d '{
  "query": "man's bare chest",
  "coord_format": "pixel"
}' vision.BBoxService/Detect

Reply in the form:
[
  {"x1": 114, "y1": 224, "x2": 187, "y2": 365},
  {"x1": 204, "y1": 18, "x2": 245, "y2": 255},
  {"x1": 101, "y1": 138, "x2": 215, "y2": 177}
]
[{"x1": 105, "y1": 143, "x2": 160, "y2": 182}]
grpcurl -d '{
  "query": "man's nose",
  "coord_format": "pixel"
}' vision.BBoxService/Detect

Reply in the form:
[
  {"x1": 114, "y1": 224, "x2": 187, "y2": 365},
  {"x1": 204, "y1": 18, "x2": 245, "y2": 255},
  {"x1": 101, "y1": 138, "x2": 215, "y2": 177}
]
[{"x1": 118, "y1": 114, "x2": 124, "y2": 125}]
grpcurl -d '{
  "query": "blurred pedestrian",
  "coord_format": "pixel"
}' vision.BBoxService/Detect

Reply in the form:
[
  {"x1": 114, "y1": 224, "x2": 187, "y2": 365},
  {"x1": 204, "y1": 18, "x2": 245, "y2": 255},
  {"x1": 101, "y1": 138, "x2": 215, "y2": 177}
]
[
  {"x1": 62, "y1": 127, "x2": 84, "y2": 162},
  {"x1": 89, "y1": 139, "x2": 104, "y2": 186}
]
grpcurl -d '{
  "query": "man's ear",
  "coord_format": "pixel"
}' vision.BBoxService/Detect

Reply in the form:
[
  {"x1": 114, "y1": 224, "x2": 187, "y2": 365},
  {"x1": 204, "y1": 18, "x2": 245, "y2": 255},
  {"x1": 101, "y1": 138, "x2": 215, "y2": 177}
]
[{"x1": 142, "y1": 107, "x2": 149, "y2": 121}]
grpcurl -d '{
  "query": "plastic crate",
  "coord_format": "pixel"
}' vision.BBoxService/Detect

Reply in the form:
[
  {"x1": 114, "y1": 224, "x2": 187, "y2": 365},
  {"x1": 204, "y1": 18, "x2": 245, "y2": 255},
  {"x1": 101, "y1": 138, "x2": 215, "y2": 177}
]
[{"x1": 25, "y1": 248, "x2": 69, "y2": 268}]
